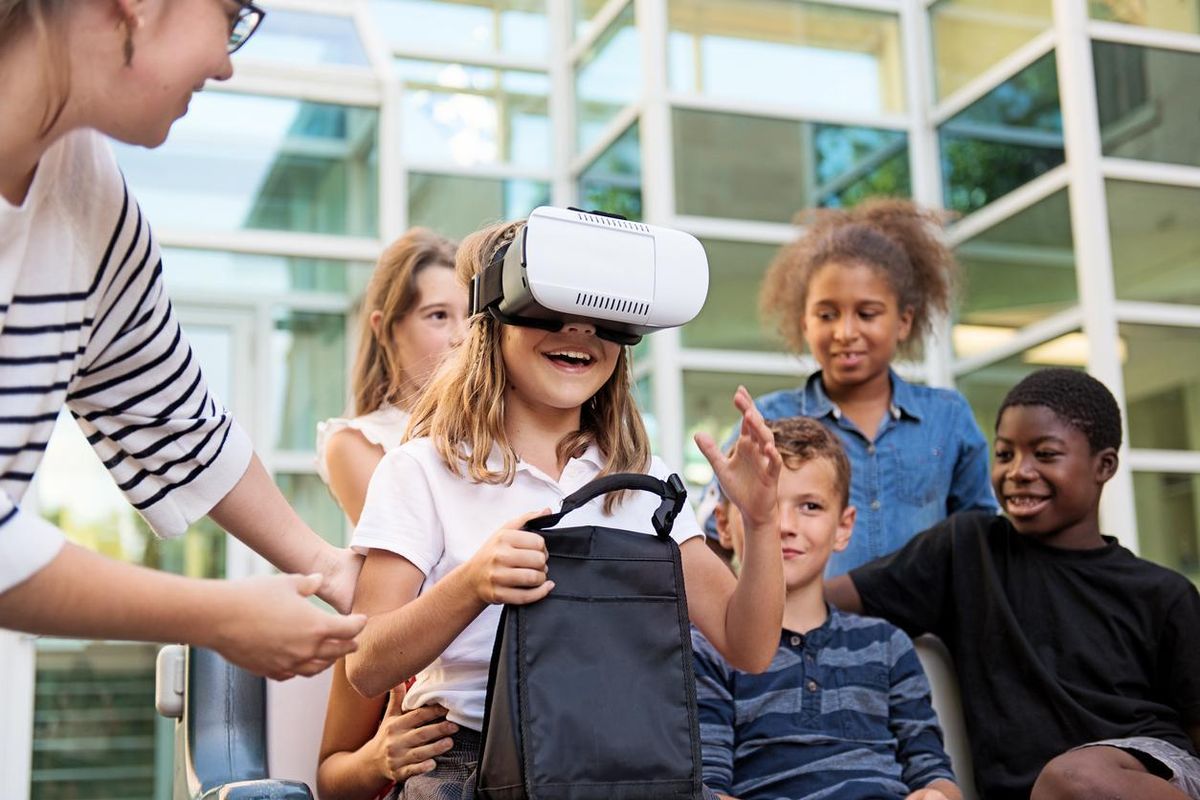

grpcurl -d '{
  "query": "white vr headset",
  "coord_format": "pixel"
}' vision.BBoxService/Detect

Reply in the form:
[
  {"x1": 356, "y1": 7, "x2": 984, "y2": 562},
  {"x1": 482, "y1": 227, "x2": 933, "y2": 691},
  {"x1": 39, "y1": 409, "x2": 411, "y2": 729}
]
[{"x1": 468, "y1": 206, "x2": 709, "y2": 345}]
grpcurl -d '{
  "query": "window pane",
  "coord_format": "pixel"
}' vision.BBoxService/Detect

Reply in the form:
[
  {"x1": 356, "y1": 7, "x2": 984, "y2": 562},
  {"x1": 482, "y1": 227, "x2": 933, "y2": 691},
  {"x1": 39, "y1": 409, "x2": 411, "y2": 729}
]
[
  {"x1": 32, "y1": 641, "x2": 164, "y2": 800},
  {"x1": 633, "y1": 373, "x2": 658, "y2": 452},
  {"x1": 674, "y1": 109, "x2": 909, "y2": 222},
  {"x1": 1133, "y1": 472, "x2": 1200, "y2": 583},
  {"x1": 1122, "y1": 324, "x2": 1200, "y2": 452},
  {"x1": 1095, "y1": 42, "x2": 1200, "y2": 169},
  {"x1": 576, "y1": 4, "x2": 640, "y2": 154},
  {"x1": 114, "y1": 94, "x2": 379, "y2": 237},
  {"x1": 939, "y1": 52, "x2": 1063, "y2": 215},
  {"x1": 930, "y1": 0, "x2": 1053, "y2": 99},
  {"x1": 237, "y1": 10, "x2": 370, "y2": 66},
  {"x1": 408, "y1": 172, "x2": 550, "y2": 240},
  {"x1": 956, "y1": 345, "x2": 1086, "y2": 446},
  {"x1": 953, "y1": 189, "x2": 1077, "y2": 359},
  {"x1": 668, "y1": 0, "x2": 905, "y2": 114},
  {"x1": 574, "y1": 0, "x2": 613, "y2": 38},
  {"x1": 278, "y1": 473, "x2": 347, "y2": 546},
  {"x1": 396, "y1": 59, "x2": 550, "y2": 169},
  {"x1": 577, "y1": 123, "x2": 642, "y2": 221},
  {"x1": 682, "y1": 239, "x2": 782, "y2": 351},
  {"x1": 371, "y1": 0, "x2": 548, "y2": 59},
  {"x1": 163, "y1": 249, "x2": 372, "y2": 297},
  {"x1": 1107, "y1": 181, "x2": 1200, "y2": 306},
  {"x1": 683, "y1": 370, "x2": 801, "y2": 486},
  {"x1": 273, "y1": 310, "x2": 347, "y2": 452},
  {"x1": 1089, "y1": 0, "x2": 1200, "y2": 35}
]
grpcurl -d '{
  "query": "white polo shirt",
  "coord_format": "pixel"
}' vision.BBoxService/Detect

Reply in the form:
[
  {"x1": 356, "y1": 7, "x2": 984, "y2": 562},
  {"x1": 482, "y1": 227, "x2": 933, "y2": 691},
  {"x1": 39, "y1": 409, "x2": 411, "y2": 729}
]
[{"x1": 353, "y1": 436, "x2": 701, "y2": 730}]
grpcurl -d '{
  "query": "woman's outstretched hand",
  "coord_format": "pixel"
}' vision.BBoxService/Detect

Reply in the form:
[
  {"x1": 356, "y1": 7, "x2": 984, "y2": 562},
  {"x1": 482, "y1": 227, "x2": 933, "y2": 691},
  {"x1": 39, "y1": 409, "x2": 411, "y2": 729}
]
[{"x1": 694, "y1": 386, "x2": 781, "y2": 529}]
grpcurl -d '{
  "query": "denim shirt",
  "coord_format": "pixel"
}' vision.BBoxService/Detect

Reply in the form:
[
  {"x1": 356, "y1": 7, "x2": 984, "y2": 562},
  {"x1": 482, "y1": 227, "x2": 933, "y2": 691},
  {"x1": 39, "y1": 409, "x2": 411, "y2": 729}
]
[{"x1": 699, "y1": 370, "x2": 997, "y2": 577}]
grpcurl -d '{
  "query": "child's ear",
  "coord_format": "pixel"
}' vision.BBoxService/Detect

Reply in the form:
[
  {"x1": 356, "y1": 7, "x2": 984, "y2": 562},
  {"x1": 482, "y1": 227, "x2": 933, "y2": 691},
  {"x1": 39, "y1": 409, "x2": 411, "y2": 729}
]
[
  {"x1": 714, "y1": 504, "x2": 734, "y2": 550},
  {"x1": 832, "y1": 504, "x2": 856, "y2": 553},
  {"x1": 368, "y1": 309, "x2": 384, "y2": 337},
  {"x1": 897, "y1": 306, "x2": 914, "y2": 343},
  {"x1": 1094, "y1": 447, "x2": 1119, "y2": 484}
]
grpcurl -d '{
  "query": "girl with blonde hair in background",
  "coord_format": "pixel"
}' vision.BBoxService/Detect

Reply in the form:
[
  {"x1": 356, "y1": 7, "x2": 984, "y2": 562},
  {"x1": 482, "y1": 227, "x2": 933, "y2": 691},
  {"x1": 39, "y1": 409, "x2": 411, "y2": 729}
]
[{"x1": 317, "y1": 227, "x2": 467, "y2": 800}]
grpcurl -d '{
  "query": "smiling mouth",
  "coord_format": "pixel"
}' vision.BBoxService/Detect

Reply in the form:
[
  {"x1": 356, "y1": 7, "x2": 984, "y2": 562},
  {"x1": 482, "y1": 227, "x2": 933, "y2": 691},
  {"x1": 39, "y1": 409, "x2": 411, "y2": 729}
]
[
  {"x1": 1004, "y1": 494, "x2": 1050, "y2": 517},
  {"x1": 782, "y1": 547, "x2": 806, "y2": 559},
  {"x1": 544, "y1": 350, "x2": 596, "y2": 371}
]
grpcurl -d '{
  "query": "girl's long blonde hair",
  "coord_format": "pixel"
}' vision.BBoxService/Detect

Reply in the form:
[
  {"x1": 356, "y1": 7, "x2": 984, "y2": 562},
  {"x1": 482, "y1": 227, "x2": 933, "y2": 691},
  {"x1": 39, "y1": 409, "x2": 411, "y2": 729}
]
[
  {"x1": 407, "y1": 220, "x2": 651, "y2": 512},
  {"x1": 351, "y1": 228, "x2": 457, "y2": 416}
]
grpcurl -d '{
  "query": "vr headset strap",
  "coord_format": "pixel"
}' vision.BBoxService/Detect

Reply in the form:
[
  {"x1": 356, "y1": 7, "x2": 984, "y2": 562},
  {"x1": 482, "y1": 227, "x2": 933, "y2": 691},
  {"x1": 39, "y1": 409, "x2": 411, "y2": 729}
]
[{"x1": 469, "y1": 248, "x2": 507, "y2": 317}]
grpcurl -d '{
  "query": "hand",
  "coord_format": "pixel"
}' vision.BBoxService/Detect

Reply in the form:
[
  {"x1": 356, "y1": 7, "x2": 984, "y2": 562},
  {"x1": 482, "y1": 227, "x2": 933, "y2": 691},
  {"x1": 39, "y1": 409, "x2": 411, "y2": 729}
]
[
  {"x1": 464, "y1": 509, "x2": 554, "y2": 605},
  {"x1": 210, "y1": 573, "x2": 367, "y2": 681},
  {"x1": 372, "y1": 684, "x2": 459, "y2": 783},
  {"x1": 313, "y1": 546, "x2": 364, "y2": 614},
  {"x1": 694, "y1": 386, "x2": 781, "y2": 529},
  {"x1": 905, "y1": 788, "x2": 952, "y2": 800}
]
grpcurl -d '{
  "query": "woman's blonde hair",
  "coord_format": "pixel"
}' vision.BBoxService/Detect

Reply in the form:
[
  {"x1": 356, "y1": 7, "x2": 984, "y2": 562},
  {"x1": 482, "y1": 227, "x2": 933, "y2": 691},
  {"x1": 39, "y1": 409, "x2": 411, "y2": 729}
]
[
  {"x1": 1, "y1": 0, "x2": 71, "y2": 134},
  {"x1": 351, "y1": 228, "x2": 457, "y2": 415},
  {"x1": 407, "y1": 220, "x2": 651, "y2": 512}
]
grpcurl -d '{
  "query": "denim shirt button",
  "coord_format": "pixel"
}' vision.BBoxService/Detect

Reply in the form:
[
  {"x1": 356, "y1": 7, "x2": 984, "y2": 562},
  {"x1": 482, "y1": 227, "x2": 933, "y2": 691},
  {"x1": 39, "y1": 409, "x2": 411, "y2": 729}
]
[
  {"x1": 867, "y1": 444, "x2": 876, "y2": 455},
  {"x1": 806, "y1": 680, "x2": 818, "y2": 692},
  {"x1": 871, "y1": 499, "x2": 881, "y2": 511}
]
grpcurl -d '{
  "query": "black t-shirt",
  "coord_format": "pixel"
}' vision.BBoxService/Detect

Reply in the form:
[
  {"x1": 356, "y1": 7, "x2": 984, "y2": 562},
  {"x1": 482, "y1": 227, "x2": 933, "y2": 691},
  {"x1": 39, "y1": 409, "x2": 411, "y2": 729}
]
[{"x1": 850, "y1": 511, "x2": 1200, "y2": 800}]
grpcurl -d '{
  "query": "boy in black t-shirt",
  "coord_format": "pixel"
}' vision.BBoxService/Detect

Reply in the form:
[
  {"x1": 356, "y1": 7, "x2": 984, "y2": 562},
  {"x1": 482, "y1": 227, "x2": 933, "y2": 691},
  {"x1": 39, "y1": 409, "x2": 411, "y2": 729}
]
[{"x1": 827, "y1": 368, "x2": 1200, "y2": 800}]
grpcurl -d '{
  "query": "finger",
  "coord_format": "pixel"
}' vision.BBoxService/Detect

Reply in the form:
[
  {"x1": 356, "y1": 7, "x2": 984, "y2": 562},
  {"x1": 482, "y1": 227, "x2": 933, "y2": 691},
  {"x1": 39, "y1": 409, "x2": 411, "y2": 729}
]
[
  {"x1": 401, "y1": 736, "x2": 456, "y2": 766},
  {"x1": 500, "y1": 529, "x2": 549, "y2": 552},
  {"x1": 494, "y1": 567, "x2": 549, "y2": 589},
  {"x1": 396, "y1": 758, "x2": 439, "y2": 782},
  {"x1": 292, "y1": 657, "x2": 336, "y2": 677},
  {"x1": 500, "y1": 547, "x2": 549, "y2": 571},
  {"x1": 400, "y1": 719, "x2": 459, "y2": 747},
  {"x1": 295, "y1": 572, "x2": 323, "y2": 597},
  {"x1": 313, "y1": 637, "x2": 359, "y2": 660},
  {"x1": 498, "y1": 580, "x2": 555, "y2": 606},
  {"x1": 397, "y1": 704, "x2": 450, "y2": 727},
  {"x1": 500, "y1": 507, "x2": 552, "y2": 531},
  {"x1": 321, "y1": 613, "x2": 368, "y2": 640},
  {"x1": 383, "y1": 688, "x2": 405, "y2": 717},
  {"x1": 693, "y1": 431, "x2": 725, "y2": 471}
]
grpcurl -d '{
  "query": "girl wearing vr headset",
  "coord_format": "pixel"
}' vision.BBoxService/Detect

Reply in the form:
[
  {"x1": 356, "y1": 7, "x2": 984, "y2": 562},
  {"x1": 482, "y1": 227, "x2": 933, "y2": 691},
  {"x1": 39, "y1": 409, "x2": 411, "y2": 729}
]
[
  {"x1": 701, "y1": 199, "x2": 997, "y2": 577},
  {"x1": 0, "y1": 0, "x2": 366, "y2": 680},
  {"x1": 344, "y1": 219, "x2": 785, "y2": 800},
  {"x1": 317, "y1": 228, "x2": 468, "y2": 800}
]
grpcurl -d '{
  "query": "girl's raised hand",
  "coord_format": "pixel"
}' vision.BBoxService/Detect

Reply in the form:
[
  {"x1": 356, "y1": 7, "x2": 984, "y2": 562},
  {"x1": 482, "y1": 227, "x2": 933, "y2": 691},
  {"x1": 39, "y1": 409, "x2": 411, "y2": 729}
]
[
  {"x1": 694, "y1": 386, "x2": 781, "y2": 530},
  {"x1": 465, "y1": 509, "x2": 556, "y2": 605}
]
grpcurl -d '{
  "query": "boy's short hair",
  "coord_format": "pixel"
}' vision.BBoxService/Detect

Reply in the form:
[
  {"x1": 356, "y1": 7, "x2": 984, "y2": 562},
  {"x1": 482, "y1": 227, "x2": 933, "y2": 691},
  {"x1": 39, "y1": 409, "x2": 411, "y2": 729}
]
[
  {"x1": 997, "y1": 368, "x2": 1122, "y2": 453},
  {"x1": 769, "y1": 417, "x2": 851, "y2": 508}
]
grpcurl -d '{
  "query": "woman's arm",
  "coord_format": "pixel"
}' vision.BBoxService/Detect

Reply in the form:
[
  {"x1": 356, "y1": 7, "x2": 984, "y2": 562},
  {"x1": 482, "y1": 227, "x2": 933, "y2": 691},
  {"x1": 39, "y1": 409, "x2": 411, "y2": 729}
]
[
  {"x1": 0, "y1": 542, "x2": 365, "y2": 679},
  {"x1": 209, "y1": 453, "x2": 362, "y2": 613},
  {"x1": 687, "y1": 387, "x2": 783, "y2": 673},
  {"x1": 346, "y1": 508, "x2": 553, "y2": 698},
  {"x1": 317, "y1": 661, "x2": 457, "y2": 800},
  {"x1": 323, "y1": 428, "x2": 386, "y2": 527}
]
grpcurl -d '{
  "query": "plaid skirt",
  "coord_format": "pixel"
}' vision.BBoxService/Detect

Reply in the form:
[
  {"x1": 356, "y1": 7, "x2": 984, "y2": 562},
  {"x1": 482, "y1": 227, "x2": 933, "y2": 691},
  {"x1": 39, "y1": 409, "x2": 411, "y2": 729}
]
[{"x1": 394, "y1": 727, "x2": 721, "y2": 800}]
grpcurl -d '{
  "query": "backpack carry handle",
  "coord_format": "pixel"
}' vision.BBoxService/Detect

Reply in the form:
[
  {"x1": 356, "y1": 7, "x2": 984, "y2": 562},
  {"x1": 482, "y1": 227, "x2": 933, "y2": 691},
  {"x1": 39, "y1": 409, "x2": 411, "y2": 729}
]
[{"x1": 524, "y1": 473, "x2": 688, "y2": 538}]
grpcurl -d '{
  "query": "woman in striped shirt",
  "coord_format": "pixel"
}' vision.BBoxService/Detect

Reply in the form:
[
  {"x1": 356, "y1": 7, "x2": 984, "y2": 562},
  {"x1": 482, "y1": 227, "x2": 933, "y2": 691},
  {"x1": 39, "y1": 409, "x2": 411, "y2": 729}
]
[{"x1": 0, "y1": 0, "x2": 366, "y2": 679}]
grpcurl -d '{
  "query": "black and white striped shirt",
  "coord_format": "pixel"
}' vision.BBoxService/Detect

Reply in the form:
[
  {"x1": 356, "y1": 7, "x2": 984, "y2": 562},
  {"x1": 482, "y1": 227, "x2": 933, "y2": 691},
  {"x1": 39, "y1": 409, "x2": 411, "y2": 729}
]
[{"x1": 0, "y1": 130, "x2": 252, "y2": 593}]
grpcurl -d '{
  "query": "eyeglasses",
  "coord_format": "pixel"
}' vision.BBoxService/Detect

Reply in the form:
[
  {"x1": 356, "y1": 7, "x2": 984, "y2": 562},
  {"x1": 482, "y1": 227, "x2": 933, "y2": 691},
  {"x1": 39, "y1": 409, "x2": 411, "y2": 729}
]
[{"x1": 227, "y1": 1, "x2": 266, "y2": 54}]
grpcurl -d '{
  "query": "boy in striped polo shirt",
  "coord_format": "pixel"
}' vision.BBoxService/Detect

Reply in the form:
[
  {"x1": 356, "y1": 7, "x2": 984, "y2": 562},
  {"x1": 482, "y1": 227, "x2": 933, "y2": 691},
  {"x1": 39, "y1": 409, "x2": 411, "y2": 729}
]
[{"x1": 694, "y1": 416, "x2": 959, "y2": 800}]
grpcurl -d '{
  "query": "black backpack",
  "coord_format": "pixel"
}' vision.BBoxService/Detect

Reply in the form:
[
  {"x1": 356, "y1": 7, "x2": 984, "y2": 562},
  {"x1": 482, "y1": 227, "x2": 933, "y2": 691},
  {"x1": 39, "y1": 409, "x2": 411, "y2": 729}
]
[{"x1": 475, "y1": 472, "x2": 704, "y2": 800}]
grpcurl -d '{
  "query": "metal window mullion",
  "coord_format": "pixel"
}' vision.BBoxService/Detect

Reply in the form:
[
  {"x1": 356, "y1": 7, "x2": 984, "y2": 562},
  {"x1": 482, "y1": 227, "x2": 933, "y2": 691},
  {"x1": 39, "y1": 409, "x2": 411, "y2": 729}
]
[
  {"x1": 1126, "y1": 450, "x2": 1200, "y2": 475},
  {"x1": 951, "y1": 306, "x2": 1085, "y2": 377},
  {"x1": 569, "y1": 103, "x2": 642, "y2": 176},
  {"x1": 1053, "y1": 0, "x2": 1138, "y2": 549},
  {"x1": 668, "y1": 214, "x2": 797, "y2": 245},
  {"x1": 1088, "y1": 19, "x2": 1200, "y2": 55},
  {"x1": 154, "y1": 229, "x2": 382, "y2": 262},
  {"x1": 1102, "y1": 157, "x2": 1200, "y2": 189},
  {"x1": 549, "y1": 0, "x2": 575, "y2": 204},
  {"x1": 901, "y1": 0, "x2": 950, "y2": 387},
  {"x1": 636, "y1": 0, "x2": 684, "y2": 471},
  {"x1": 945, "y1": 164, "x2": 1070, "y2": 246},
  {"x1": 570, "y1": 0, "x2": 634, "y2": 64},
  {"x1": 0, "y1": 630, "x2": 34, "y2": 800},
  {"x1": 665, "y1": 93, "x2": 910, "y2": 132},
  {"x1": 930, "y1": 28, "x2": 1057, "y2": 126}
]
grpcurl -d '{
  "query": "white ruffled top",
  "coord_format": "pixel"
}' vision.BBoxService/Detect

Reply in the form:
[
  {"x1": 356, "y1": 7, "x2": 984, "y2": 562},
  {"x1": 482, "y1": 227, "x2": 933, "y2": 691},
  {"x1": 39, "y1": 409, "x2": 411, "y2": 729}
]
[{"x1": 315, "y1": 405, "x2": 412, "y2": 485}]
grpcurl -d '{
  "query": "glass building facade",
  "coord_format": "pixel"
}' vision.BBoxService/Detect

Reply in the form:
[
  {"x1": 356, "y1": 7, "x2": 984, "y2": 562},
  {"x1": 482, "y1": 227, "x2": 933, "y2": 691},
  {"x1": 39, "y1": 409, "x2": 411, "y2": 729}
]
[{"x1": 7, "y1": 0, "x2": 1200, "y2": 797}]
